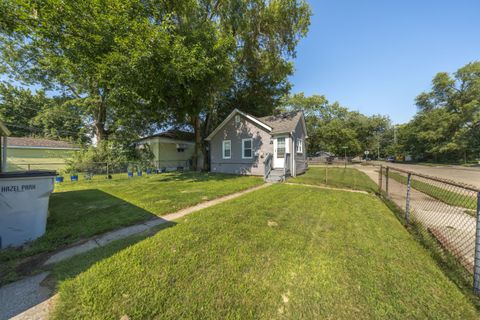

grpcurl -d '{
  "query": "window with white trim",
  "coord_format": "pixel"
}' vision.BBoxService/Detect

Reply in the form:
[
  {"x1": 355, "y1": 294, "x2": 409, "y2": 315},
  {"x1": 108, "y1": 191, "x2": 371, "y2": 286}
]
[
  {"x1": 276, "y1": 137, "x2": 286, "y2": 158},
  {"x1": 222, "y1": 140, "x2": 231, "y2": 159},
  {"x1": 242, "y1": 138, "x2": 253, "y2": 159},
  {"x1": 296, "y1": 138, "x2": 303, "y2": 154}
]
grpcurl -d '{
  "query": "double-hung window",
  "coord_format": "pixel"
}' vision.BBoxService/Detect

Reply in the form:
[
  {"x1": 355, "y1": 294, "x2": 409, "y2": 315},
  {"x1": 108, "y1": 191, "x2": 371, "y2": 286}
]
[
  {"x1": 296, "y1": 138, "x2": 303, "y2": 154},
  {"x1": 222, "y1": 140, "x2": 231, "y2": 159},
  {"x1": 242, "y1": 138, "x2": 253, "y2": 159}
]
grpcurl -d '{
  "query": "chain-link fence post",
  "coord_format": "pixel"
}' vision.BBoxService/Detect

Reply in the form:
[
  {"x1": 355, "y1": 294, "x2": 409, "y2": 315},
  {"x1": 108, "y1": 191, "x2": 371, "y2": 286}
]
[
  {"x1": 385, "y1": 167, "x2": 389, "y2": 197},
  {"x1": 474, "y1": 192, "x2": 480, "y2": 294},
  {"x1": 405, "y1": 173, "x2": 411, "y2": 225},
  {"x1": 378, "y1": 165, "x2": 383, "y2": 192},
  {"x1": 325, "y1": 166, "x2": 327, "y2": 184}
]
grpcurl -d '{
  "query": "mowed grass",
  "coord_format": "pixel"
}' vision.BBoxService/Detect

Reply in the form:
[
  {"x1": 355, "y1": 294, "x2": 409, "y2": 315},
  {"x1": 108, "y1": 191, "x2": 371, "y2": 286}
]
[
  {"x1": 388, "y1": 171, "x2": 476, "y2": 211},
  {"x1": 292, "y1": 167, "x2": 378, "y2": 193},
  {"x1": 0, "y1": 172, "x2": 262, "y2": 284},
  {"x1": 53, "y1": 185, "x2": 478, "y2": 319}
]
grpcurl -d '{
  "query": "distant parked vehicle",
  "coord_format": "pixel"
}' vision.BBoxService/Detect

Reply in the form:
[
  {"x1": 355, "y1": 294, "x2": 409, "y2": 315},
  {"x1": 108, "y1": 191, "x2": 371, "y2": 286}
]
[{"x1": 386, "y1": 156, "x2": 395, "y2": 162}]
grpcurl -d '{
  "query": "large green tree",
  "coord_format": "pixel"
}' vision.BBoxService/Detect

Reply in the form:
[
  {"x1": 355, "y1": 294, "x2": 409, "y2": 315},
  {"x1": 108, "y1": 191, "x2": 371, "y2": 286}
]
[
  {"x1": 0, "y1": 83, "x2": 45, "y2": 136},
  {"x1": 0, "y1": 83, "x2": 86, "y2": 142},
  {"x1": 188, "y1": 0, "x2": 312, "y2": 169},
  {"x1": 283, "y1": 92, "x2": 391, "y2": 157},
  {"x1": 0, "y1": 0, "x2": 231, "y2": 144},
  {"x1": 395, "y1": 62, "x2": 480, "y2": 162},
  {"x1": 1, "y1": 0, "x2": 311, "y2": 170}
]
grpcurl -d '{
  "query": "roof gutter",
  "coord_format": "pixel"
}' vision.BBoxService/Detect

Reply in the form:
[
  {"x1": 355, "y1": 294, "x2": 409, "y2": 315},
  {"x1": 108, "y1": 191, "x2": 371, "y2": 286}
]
[{"x1": 7, "y1": 146, "x2": 80, "y2": 150}]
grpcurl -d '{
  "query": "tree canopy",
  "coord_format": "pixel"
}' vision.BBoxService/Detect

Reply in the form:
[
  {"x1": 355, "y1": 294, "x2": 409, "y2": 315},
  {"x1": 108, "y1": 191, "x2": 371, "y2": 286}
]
[
  {"x1": 283, "y1": 92, "x2": 391, "y2": 157},
  {"x1": 0, "y1": 0, "x2": 235, "y2": 142},
  {"x1": 1, "y1": 0, "x2": 312, "y2": 170},
  {"x1": 0, "y1": 83, "x2": 87, "y2": 142},
  {"x1": 393, "y1": 61, "x2": 480, "y2": 162}
]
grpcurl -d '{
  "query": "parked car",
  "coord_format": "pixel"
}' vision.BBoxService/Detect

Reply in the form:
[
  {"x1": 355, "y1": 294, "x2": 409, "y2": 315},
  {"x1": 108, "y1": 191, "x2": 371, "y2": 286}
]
[{"x1": 386, "y1": 156, "x2": 395, "y2": 162}]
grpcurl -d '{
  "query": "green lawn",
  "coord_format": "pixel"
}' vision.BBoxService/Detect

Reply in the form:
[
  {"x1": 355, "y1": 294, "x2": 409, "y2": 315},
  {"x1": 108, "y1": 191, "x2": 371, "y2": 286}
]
[
  {"x1": 387, "y1": 171, "x2": 476, "y2": 211},
  {"x1": 0, "y1": 172, "x2": 263, "y2": 285},
  {"x1": 292, "y1": 167, "x2": 378, "y2": 193},
  {"x1": 52, "y1": 184, "x2": 478, "y2": 319}
]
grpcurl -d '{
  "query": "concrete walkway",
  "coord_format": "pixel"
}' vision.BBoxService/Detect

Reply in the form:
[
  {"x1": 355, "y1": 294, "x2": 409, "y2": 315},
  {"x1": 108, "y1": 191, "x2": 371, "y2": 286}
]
[
  {"x1": 285, "y1": 182, "x2": 369, "y2": 194},
  {"x1": 0, "y1": 183, "x2": 270, "y2": 320}
]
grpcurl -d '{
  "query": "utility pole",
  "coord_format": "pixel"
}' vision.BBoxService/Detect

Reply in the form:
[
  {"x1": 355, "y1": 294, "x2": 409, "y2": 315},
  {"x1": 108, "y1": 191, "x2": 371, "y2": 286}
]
[{"x1": 393, "y1": 125, "x2": 397, "y2": 145}]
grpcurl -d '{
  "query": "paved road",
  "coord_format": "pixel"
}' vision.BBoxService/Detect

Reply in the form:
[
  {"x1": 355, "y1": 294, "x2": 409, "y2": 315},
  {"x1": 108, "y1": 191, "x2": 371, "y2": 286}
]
[{"x1": 373, "y1": 162, "x2": 480, "y2": 189}]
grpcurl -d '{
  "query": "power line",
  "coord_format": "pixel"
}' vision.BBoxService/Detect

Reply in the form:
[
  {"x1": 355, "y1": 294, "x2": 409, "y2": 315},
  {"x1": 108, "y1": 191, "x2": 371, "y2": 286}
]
[
  {"x1": 0, "y1": 104, "x2": 88, "y2": 122},
  {"x1": 4, "y1": 122, "x2": 86, "y2": 136},
  {"x1": 8, "y1": 111, "x2": 86, "y2": 127}
]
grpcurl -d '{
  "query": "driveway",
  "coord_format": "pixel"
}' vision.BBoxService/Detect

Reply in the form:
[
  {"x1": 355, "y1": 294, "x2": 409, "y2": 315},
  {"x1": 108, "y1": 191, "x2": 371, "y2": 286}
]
[{"x1": 373, "y1": 162, "x2": 480, "y2": 188}]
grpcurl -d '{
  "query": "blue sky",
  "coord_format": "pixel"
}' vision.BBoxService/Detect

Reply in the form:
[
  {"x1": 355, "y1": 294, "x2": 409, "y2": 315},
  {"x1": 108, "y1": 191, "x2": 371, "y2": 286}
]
[{"x1": 290, "y1": 0, "x2": 480, "y2": 124}]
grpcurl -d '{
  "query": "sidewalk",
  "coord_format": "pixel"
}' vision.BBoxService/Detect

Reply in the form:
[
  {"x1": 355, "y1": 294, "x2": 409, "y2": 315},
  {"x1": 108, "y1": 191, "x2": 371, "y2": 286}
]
[
  {"x1": 356, "y1": 165, "x2": 476, "y2": 271},
  {"x1": 0, "y1": 183, "x2": 270, "y2": 320}
]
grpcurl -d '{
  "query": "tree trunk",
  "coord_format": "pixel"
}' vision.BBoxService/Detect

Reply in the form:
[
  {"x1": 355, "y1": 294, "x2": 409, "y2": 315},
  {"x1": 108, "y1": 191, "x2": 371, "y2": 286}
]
[
  {"x1": 95, "y1": 121, "x2": 108, "y2": 141},
  {"x1": 192, "y1": 115, "x2": 202, "y2": 171},
  {"x1": 95, "y1": 100, "x2": 108, "y2": 142},
  {"x1": 202, "y1": 113, "x2": 214, "y2": 171}
]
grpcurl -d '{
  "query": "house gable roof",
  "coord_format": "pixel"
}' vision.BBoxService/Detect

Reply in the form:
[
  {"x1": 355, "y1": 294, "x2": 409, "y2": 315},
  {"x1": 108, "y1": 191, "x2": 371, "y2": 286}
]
[
  {"x1": 138, "y1": 129, "x2": 195, "y2": 143},
  {"x1": 258, "y1": 111, "x2": 307, "y2": 136},
  {"x1": 7, "y1": 137, "x2": 80, "y2": 150},
  {"x1": 205, "y1": 109, "x2": 272, "y2": 141}
]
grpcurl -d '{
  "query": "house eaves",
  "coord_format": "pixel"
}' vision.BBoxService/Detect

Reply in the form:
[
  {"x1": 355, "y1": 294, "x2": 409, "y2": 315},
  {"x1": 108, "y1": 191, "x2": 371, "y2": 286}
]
[{"x1": 205, "y1": 109, "x2": 272, "y2": 141}]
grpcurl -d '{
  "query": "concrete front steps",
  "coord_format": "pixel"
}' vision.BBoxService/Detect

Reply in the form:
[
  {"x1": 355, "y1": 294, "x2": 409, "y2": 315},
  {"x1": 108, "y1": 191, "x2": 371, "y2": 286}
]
[{"x1": 265, "y1": 169, "x2": 288, "y2": 183}]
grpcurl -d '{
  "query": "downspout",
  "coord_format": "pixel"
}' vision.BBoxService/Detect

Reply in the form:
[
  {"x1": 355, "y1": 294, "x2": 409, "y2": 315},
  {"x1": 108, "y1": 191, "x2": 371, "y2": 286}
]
[
  {"x1": 291, "y1": 131, "x2": 295, "y2": 177},
  {"x1": 206, "y1": 141, "x2": 211, "y2": 172}
]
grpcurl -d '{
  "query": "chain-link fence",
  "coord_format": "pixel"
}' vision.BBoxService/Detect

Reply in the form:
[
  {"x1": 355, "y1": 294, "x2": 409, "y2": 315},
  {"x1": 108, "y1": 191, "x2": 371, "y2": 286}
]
[
  {"x1": 378, "y1": 165, "x2": 480, "y2": 294},
  {"x1": 10, "y1": 160, "x2": 191, "y2": 182},
  {"x1": 308, "y1": 156, "x2": 358, "y2": 166}
]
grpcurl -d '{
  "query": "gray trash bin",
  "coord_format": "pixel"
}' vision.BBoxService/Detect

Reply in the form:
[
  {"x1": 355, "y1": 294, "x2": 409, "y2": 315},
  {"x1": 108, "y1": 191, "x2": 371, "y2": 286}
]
[{"x1": 0, "y1": 171, "x2": 56, "y2": 249}]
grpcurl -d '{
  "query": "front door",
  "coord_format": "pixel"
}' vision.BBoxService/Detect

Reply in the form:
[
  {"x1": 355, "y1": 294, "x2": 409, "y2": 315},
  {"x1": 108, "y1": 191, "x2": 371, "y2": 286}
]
[{"x1": 273, "y1": 136, "x2": 287, "y2": 168}]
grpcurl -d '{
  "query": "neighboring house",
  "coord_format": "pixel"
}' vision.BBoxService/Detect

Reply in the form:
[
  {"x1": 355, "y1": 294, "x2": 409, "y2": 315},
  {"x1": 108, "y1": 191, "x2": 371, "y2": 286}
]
[
  {"x1": 137, "y1": 130, "x2": 194, "y2": 171},
  {"x1": 205, "y1": 109, "x2": 308, "y2": 182},
  {"x1": 6, "y1": 137, "x2": 80, "y2": 171}
]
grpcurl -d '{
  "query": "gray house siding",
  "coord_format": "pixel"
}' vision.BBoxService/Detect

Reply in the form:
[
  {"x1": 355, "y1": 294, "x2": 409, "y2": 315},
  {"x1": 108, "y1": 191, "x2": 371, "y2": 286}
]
[
  {"x1": 209, "y1": 115, "x2": 272, "y2": 176},
  {"x1": 292, "y1": 120, "x2": 308, "y2": 175}
]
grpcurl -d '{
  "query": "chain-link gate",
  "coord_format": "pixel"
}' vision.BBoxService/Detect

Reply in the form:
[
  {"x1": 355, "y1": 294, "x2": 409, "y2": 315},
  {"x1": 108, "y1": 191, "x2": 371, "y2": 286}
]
[{"x1": 378, "y1": 166, "x2": 480, "y2": 294}]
